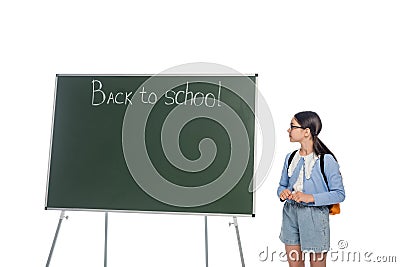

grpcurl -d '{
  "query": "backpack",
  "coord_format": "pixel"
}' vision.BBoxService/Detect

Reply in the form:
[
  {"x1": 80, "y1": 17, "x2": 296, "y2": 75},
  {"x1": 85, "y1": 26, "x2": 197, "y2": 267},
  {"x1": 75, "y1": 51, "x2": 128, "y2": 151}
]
[{"x1": 287, "y1": 150, "x2": 340, "y2": 215}]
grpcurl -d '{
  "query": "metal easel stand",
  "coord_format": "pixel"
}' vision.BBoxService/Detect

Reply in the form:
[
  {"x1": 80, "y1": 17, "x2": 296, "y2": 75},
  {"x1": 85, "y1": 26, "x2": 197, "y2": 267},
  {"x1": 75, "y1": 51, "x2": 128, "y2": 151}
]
[
  {"x1": 46, "y1": 211, "x2": 109, "y2": 267},
  {"x1": 46, "y1": 210, "x2": 69, "y2": 267},
  {"x1": 104, "y1": 212, "x2": 108, "y2": 267},
  {"x1": 204, "y1": 216, "x2": 209, "y2": 267},
  {"x1": 204, "y1": 216, "x2": 245, "y2": 267},
  {"x1": 229, "y1": 217, "x2": 246, "y2": 267}
]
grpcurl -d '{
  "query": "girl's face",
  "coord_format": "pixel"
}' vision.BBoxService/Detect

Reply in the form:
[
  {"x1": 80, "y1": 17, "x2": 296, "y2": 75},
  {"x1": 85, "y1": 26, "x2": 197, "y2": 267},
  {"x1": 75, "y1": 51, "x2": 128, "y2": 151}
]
[{"x1": 287, "y1": 117, "x2": 307, "y2": 142}]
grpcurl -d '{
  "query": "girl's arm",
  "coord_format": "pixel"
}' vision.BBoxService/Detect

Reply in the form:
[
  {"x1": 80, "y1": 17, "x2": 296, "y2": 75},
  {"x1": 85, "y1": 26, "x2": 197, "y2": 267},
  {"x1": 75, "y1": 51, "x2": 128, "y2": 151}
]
[
  {"x1": 312, "y1": 154, "x2": 346, "y2": 206},
  {"x1": 277, "y1": 153, "x2": 291, "y2": 200}
]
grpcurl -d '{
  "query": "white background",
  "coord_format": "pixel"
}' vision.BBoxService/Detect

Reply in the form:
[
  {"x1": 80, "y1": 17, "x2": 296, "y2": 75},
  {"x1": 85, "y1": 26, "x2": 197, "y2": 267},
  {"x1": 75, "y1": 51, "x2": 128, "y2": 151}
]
[{"x1": 1, "y1": 1, "x2": 399, "y2": 266}]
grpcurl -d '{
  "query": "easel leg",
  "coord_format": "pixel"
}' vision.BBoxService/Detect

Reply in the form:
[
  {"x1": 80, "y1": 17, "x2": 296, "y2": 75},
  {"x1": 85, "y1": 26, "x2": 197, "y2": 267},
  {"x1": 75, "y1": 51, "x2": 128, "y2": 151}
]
[
  {"x1": 232, "y1": 216, "x2": 245, "y2": 267},
  {"x1": 104, "y1": 212, "x2": 108, "y2": 267},
  {"x1": 204, "y1": 216, "x2": 209, "y2": 267},
  {"x1": 46, "y1": 210, "x2": 68, "y2": 267}
]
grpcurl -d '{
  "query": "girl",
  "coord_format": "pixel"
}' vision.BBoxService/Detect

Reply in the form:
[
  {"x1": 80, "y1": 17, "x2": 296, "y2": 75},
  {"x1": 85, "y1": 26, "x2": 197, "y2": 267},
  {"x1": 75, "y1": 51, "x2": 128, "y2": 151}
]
[{"x1": 277, "y1": 111, "x2": 345, "y2": 267}]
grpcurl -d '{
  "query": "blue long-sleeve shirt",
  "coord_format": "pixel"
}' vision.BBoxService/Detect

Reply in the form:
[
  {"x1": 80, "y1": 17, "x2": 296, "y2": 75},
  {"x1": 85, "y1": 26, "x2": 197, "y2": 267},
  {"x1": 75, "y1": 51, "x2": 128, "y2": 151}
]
[{"x1": 277, "y1": 152, "x2": 345, "y2": 206}]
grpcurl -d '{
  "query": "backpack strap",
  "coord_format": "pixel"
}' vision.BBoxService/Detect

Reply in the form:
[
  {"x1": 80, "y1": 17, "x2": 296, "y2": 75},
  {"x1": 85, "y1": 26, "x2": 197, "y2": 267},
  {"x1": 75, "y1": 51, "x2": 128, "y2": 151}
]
[
  {"x1": 320, "y1": 153, "x2": 330, "y2": 191},
  {"x1": 287, "y1": 150, "x2": 297, "y2": 174}
]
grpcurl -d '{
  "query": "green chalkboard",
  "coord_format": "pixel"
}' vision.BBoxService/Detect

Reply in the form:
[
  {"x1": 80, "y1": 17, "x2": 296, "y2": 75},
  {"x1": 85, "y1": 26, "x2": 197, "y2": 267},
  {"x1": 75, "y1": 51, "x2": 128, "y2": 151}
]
[{"x1": 46, "y1": 74, "x2": 256, "y2": 216}]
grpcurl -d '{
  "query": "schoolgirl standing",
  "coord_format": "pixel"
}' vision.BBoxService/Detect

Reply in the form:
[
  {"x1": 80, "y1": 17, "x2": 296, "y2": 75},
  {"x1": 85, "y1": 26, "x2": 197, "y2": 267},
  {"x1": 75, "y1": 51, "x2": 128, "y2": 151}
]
[{"x1": 277, "y1": 111, "x2": 345, "y2": 267}]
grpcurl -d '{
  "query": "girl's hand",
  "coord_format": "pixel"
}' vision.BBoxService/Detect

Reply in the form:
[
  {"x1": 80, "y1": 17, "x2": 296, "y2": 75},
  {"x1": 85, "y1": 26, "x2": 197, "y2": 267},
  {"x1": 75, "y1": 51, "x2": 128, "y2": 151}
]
[
  {"x1": 280, "y1": 189, "x2": 292, "y2": 201},
  {"x1": 291, "y1": 192, "x2": 315, "y2": 203}
]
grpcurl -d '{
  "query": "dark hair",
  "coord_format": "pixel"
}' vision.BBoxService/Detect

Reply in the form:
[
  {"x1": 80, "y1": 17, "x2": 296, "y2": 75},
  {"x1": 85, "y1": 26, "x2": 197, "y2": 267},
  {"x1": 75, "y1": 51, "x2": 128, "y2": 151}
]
[{"x1": 294, "y1": 111, "x2": 337, "y2": 161}]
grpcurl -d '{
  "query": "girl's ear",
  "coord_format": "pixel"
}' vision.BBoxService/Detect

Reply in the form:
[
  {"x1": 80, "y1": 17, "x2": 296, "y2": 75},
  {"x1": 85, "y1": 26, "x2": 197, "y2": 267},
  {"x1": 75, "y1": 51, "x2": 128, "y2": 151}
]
[{"x1": 304, "y1": 128, "x2": 311, "y2": 137}]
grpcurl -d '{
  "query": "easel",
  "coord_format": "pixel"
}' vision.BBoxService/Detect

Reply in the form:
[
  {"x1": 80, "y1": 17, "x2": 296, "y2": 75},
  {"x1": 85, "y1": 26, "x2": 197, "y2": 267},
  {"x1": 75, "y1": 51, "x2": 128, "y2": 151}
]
[
  {"x1": 46, "y1": 211, "x2": 68, "y2": 267},
  {"x1": 45, "y1": 211, "x2": 109, "y2": 267},
  {"x1": 46, "y1": 211, "x2": 246, "y2": 267},
  {"x1": 204, "y1": 216, "x2": 246, "y2": 267}
]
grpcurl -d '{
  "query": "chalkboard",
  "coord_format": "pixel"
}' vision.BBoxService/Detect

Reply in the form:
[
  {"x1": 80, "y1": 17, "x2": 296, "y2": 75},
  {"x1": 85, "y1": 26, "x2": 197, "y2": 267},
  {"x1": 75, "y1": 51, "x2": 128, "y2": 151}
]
[{"x1": 46, "y1": 74, "x2": 256, "y2": 216}]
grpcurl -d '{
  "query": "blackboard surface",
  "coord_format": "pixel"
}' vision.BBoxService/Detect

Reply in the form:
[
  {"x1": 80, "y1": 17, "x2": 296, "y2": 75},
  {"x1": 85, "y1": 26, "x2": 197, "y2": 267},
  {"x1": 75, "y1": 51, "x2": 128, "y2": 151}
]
[{"x1": 46, "y1": 75, "x2": 256, "y2": 216}]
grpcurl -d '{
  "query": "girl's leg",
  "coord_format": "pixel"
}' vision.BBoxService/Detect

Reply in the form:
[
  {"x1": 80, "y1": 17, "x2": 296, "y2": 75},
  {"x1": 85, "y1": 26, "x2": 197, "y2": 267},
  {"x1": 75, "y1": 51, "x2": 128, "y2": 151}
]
[
  {"x1": 310, "y1": 252, "x2": 327, "y2": 267},
  {"x1": 285, "y1": 245, "x2": 305, "y2": 267}
]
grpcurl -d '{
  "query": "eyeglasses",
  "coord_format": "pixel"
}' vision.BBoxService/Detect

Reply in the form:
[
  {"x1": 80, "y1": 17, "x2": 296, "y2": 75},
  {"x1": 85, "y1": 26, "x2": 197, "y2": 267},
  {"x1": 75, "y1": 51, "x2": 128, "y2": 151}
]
[{"x1": 289, "y1": 125, "x2": 305, "y2": 130}]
